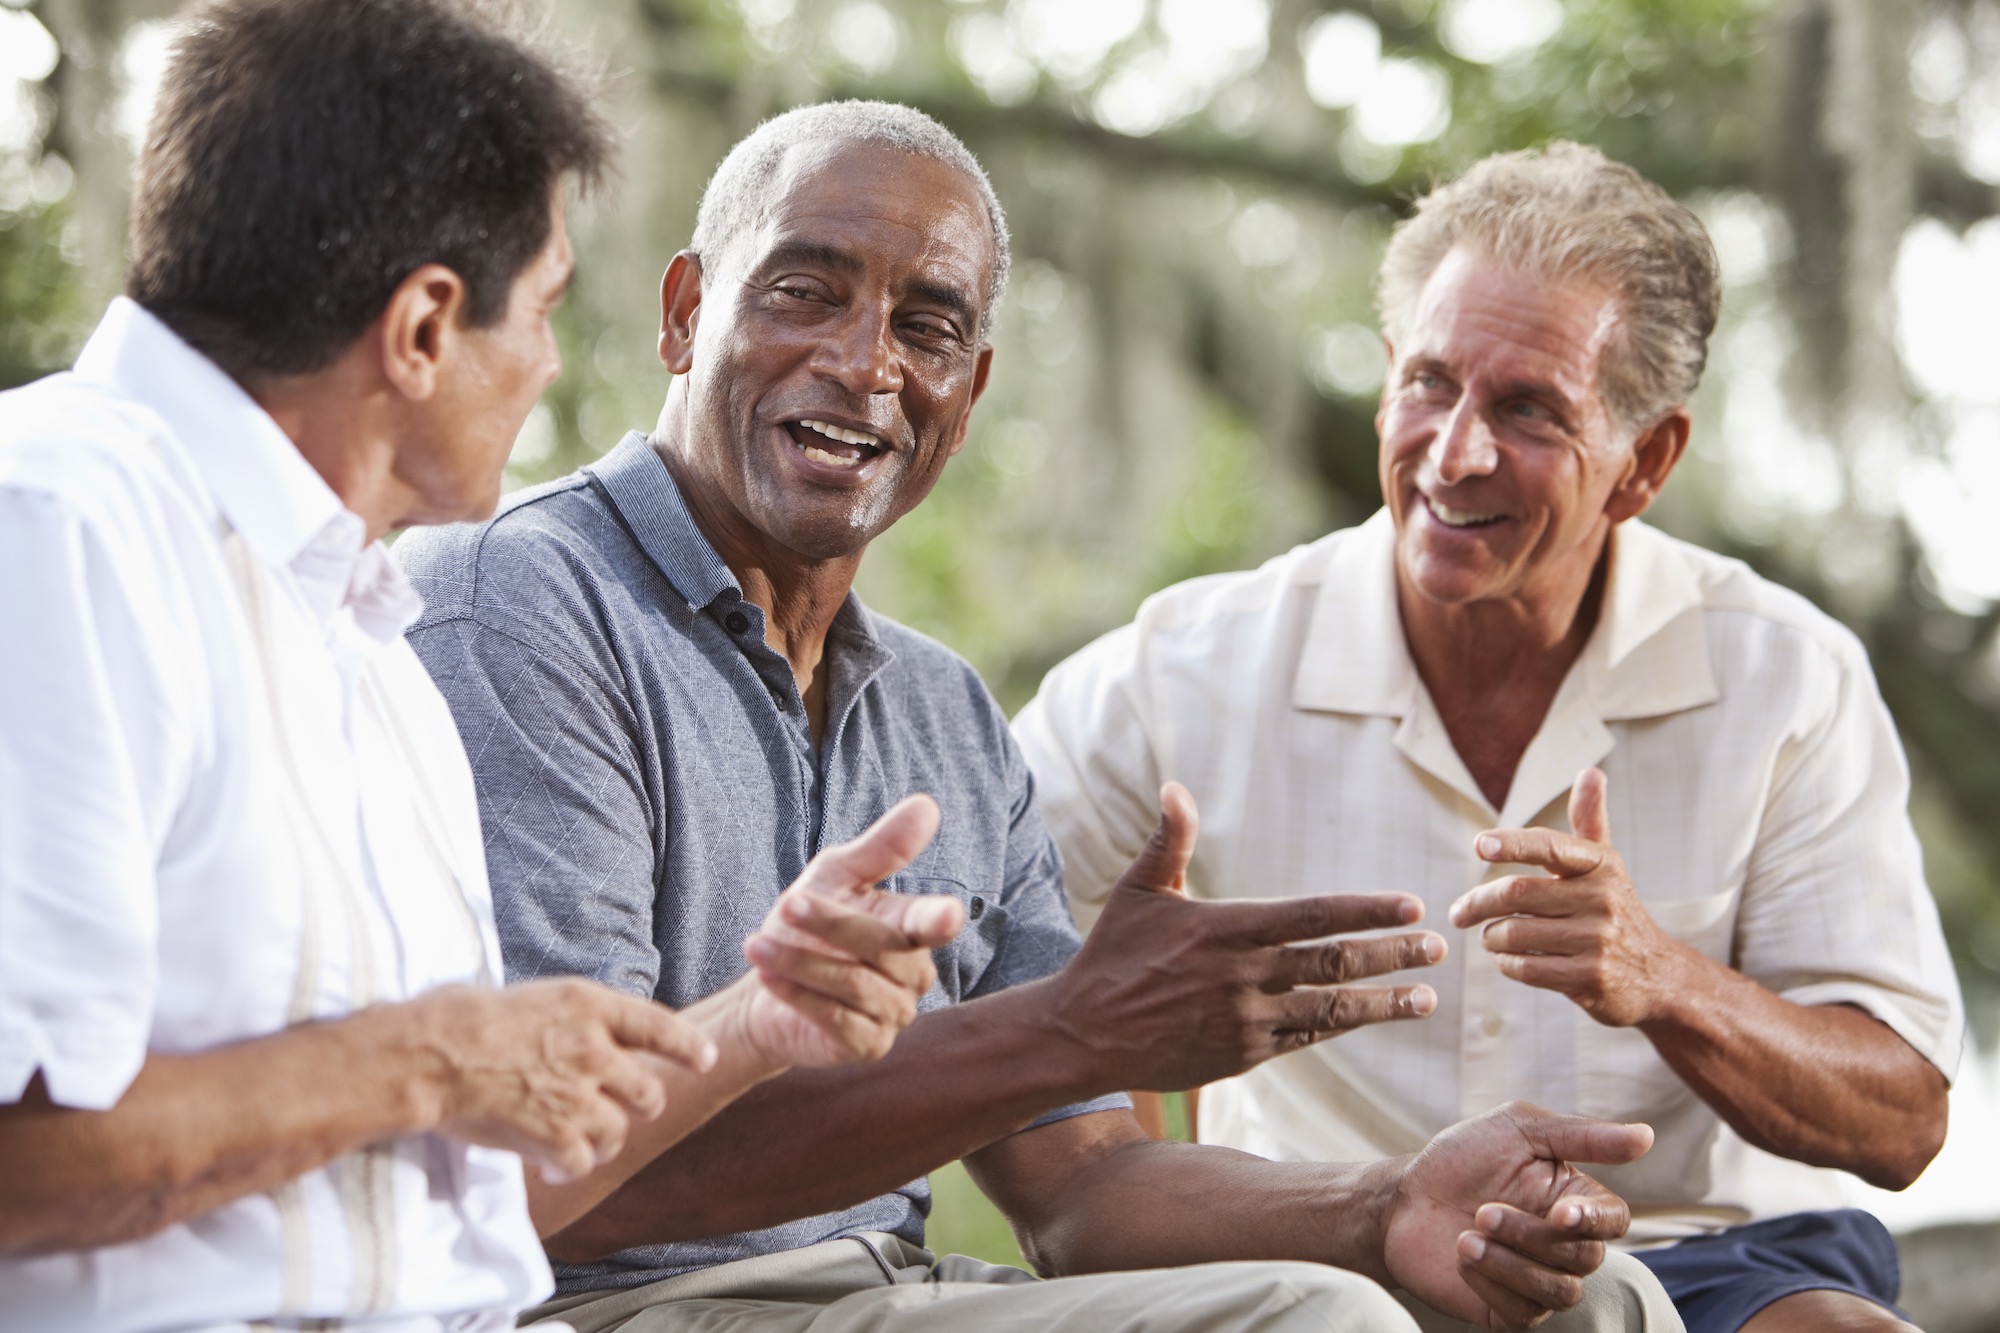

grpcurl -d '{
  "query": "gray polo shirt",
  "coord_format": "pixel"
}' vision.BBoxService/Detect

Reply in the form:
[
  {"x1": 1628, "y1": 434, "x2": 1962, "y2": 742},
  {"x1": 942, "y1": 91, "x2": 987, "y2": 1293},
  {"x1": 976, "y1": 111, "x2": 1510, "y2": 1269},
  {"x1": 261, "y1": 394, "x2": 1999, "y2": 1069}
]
[{"x1": 396, "y1": 433, "x2": 1123, "y2": 1294}]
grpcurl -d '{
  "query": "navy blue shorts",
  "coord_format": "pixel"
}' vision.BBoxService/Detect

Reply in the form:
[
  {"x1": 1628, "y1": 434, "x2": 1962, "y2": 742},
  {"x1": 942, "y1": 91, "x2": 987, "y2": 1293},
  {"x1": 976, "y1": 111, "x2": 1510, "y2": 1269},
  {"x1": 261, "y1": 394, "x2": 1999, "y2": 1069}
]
[{"x1": 1633, "y1": 1209, "x2": 1904, "y2": 1333}]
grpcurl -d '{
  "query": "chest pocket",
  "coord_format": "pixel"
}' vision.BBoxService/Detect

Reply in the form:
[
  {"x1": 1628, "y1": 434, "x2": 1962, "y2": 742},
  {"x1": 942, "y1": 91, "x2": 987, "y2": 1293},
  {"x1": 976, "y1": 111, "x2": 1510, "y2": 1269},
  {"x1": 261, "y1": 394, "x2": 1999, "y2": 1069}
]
[
  {"x1": 1573, "y1": 886, "x2": 1739, "y2": 1124},
  {"x1": 892, "y1": 875, "x2": 1004, "y2": 1006}
]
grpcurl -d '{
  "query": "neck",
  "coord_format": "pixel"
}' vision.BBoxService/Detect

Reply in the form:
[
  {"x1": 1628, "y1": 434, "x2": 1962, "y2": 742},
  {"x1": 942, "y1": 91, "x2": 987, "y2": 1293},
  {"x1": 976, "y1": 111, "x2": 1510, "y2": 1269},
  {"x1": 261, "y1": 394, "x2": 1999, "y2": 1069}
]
[
  {"x1": 1398, "y1": 529, "x2": 1613, "y2": 809},
  {"x1": 650, "y1": 413, "x2": 859, "y2": 717},
  {"x1": 244, "y1": 357, "x2": 414, "y2": 545}
]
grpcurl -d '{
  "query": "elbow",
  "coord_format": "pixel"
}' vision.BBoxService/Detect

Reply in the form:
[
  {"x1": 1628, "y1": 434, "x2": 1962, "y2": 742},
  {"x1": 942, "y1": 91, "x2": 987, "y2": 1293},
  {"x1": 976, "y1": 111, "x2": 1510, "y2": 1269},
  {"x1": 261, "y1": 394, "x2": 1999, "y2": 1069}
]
[{"x1": 1857, "y1": 1091, "x2": 1948, "y2": 1193}]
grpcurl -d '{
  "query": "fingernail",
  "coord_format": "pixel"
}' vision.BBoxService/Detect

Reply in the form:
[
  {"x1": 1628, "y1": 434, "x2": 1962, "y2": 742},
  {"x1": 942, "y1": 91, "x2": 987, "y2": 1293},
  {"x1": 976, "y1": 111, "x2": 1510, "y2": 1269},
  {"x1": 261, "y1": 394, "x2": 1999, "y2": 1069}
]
[
  {"x1": 1424, "y1": 935, "x2": 1445, "y2": 963},
  {"x1": 1477, "y1": 1204, "x2": 1505, "y2": 1231},
  {"x1": 1410, "y1": 986, "x2": 1437, "y2": 1015},
  {"x1": 1399, "y1": 898, "x2": 1422, "y2": 923},
  {"x1": 539, "y1": 1163, "x2": 572, "y2": 1186},
  {"x1": 1460, "y1": 1233, "x2": 1487, "y2": 1261},
  {"x1": 1557, "y1": 1202, "x2": 1581, "y2": 1228},
  {"x1": 698, "y1": 1040, "x2": 719, "y2": 1071},
  {"x1": 745, "y1": 937, "x2": 777, "y2": 963},
  {"x1": 782, "y1": 895, "x2": 816, "y2": 923},
  {"x1": 1476, "y1": 834, "x2": 1501, "y2": 858}
]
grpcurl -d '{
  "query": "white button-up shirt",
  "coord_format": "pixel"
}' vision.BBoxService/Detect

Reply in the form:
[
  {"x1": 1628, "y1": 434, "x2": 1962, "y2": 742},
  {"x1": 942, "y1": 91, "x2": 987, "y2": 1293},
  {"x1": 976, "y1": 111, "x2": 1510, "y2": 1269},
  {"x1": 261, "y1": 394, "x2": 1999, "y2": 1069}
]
[
  {"x1": 0, "y1": 299, "x2": 552, "y2": 1330},
  {"x1": 1017, "y1": 509, "x2": 1965, "y2": 1243}
]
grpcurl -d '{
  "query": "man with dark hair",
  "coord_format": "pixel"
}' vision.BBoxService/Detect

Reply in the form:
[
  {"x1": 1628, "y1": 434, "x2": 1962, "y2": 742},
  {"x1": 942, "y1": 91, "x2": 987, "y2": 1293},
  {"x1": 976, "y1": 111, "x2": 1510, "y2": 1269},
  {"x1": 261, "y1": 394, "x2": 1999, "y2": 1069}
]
[
  {"x1": 0, "y1": 5, "x2": 960, "y2": 1330},
  {"x1": 399, "y1": 102, "x2": 1680, "y2": 1333}
]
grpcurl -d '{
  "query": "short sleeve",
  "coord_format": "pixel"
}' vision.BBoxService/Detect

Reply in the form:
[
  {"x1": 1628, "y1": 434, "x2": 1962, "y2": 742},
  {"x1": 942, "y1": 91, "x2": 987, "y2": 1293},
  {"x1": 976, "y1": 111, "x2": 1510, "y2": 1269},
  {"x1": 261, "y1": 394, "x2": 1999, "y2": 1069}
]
[
  {"x1": 1012, "y1": 622, "x2": 1165, "y2": 931},
  {"x1": 0, "y1": 487, "x2": 179, "y2": 1109},
  {"x1": 1735, "y1": 638, "x2": 1965, "y2": 1082},
  {"x1": 405, "y1": 614, "x2": 662, "y2": 998}
]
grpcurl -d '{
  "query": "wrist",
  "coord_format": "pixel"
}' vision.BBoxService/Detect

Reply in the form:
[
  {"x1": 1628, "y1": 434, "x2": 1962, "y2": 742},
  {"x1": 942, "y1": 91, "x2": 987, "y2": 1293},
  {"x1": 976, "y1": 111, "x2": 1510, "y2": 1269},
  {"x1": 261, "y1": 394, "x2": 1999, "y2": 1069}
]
[
  {"x1": 1351, "y1": 1154, "x2": 1413, "y2": 1288},
  {"x1": 687, "y1": 978, "x2": 793, "y2": 1088},
  {"x1": 1632, "y1": 934, "x2": 1722, "y2": 1031}
]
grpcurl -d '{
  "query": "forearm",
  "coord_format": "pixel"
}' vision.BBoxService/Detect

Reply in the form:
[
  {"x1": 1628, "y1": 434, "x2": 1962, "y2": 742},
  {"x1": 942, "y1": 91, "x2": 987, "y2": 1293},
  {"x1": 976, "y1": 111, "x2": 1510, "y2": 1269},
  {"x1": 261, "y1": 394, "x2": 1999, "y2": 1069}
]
[
  {"x1": 530, "y1": 981, "x2": 785, "y2": 1238},
  {"x1": 0, "y1": 1003, "x2": 442, "y2": 1254},
  {"x1": 1641, "y1": 949, "x2": 1947, "y2": 1187},
  {"x1": 996, "y1": 1135, "x2": 1400, "y2": 1280},
  {"x1": 545, "y1": 977, "x2": 1101, "y2": 1261}
]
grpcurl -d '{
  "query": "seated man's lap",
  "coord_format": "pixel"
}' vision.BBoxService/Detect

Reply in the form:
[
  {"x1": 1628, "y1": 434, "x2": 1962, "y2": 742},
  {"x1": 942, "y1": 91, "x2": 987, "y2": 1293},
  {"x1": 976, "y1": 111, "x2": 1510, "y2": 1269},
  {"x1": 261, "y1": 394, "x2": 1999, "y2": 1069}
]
[
  {"x1": 534, "y1": 1238, "x2": 1417, "y2": 1333},
  {"x1": 1633, "y1": 1210, "x2": 1904, "y2": 1333}
]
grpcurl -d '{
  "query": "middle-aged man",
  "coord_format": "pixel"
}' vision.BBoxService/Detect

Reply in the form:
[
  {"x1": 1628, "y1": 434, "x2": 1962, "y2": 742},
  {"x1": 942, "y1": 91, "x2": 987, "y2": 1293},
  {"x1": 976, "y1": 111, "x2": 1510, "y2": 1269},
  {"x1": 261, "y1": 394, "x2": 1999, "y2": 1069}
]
[
  {"x1": 0, "y1": 4, "x2": 962, "y2": 1330},
  {"x1": 398, "y1": 103, "x2": 1684, "y2": 1333},
  {"x1": 1016, "y1": 143, "x2": 1965, "y2": 1333}
]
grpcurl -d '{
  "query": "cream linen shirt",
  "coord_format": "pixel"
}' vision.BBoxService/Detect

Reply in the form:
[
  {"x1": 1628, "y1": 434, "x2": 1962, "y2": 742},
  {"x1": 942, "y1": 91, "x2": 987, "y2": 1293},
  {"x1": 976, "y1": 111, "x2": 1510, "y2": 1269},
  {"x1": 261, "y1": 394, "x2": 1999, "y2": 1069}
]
[
  {"x1": 1016, "y1": 509, "x2": 1965, "y2": 1244},
  {"x1": 0, "y1": 300, "x2": 552, "y2": 1330}
]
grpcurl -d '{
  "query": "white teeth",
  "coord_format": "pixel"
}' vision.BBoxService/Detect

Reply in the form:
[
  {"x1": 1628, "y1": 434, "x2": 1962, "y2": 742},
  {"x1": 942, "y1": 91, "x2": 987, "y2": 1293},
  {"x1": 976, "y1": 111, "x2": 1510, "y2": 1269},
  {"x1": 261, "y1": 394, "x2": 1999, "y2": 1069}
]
[
  {"x1": 1429, "y1": 499, "x2": 1502, "y2": 527},
  {"x1": 802, "y1": 445, "x2": 862, "y2": 469},
  {"x1": 800, "y1": 419, "x2": 882, "y2": 448}
]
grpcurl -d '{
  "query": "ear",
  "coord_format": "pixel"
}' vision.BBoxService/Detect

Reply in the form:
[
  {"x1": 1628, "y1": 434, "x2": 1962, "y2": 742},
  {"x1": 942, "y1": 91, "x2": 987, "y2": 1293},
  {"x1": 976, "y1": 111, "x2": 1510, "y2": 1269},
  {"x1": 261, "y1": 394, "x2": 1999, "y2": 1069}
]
[
  {"x1": 378, "y1": 264, "x2": 468, "y2": 402},
  {"x1": 944, "y1": 345, "x2": 996, "y2": 458},
  {"x1": 658, "y1": 251, "x2": 704, "y2": 376},
  {"x1": 1606, "y1": 407, "x2": 1690, "y2": 523}
]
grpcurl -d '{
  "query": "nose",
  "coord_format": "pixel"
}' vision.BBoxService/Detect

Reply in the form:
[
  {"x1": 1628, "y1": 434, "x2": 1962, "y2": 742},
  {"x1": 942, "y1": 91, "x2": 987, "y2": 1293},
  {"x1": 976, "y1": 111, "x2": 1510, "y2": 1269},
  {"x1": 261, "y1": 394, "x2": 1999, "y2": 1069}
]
[
  {"x1": 1431, "y1": 399, "x2": 1498, "y2": 484},
  {"x1": 813, "y1": 301, "x2": 902, "y2": 397}
]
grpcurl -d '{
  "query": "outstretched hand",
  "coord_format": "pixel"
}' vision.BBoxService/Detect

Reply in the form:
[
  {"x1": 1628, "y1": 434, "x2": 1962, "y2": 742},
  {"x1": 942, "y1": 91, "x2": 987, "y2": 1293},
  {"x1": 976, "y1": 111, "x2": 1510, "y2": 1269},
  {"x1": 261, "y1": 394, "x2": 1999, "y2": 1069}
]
[
  {"x1": 1383, "y1": 1102, "x2": 1653, "y2": 1330},
  {"x1": 736, "y1": 794, "x2": 965, "y2": 1069},
  {"x1": 1451, "y1": 767, "x2": 1689, "y2": 1028},
  {"x1": 1057, "y1": 782, "x2": 1445, "y2": 1091}
]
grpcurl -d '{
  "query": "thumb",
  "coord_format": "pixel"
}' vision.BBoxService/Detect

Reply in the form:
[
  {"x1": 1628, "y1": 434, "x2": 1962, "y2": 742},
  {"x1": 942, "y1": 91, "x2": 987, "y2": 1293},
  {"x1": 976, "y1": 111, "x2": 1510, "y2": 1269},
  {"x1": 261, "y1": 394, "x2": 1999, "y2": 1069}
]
[
  {"x1": 1120, "y1": 782, "x2": 1198, "y2": 896},
  {"x1": 798, "y1": 794, "x2": 942, "y2": 898},
  {"x1": 1568, "y1": 767, "x2": 1611, "y2": 846}
]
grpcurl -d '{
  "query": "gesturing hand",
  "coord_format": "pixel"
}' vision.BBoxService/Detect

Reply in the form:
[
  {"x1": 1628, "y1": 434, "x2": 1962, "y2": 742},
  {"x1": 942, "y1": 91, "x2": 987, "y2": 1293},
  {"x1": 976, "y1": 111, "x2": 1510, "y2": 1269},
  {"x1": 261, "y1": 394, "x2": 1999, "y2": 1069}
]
[
  {"x1": 1055, "y1": 782, "x2": 1446, "y2": 1091},
  {"x1": 1450, "y1": 767, "x2": 1687, "y2": 1028},
  {"x1": 417, "y1": 978, "x2": 721, "y2": 1185},
  {"x1": 1383, "y1": 1102, "x2": 1653, "y2": 1330},
  {"x1": 735, "y1": 794, "x2": 966, "y2": 1069}
]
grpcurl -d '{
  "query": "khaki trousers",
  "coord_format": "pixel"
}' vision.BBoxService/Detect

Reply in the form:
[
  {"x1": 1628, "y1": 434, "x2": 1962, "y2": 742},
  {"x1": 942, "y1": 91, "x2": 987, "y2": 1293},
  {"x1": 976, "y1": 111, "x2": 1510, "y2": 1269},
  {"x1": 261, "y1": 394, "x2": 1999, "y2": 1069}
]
[
  {"x1": 523, "y1": 1236, "x2": 1683, "y2": 1333},
  {"x1": 522, "y1": 1232, "x2": 1418, "y2": 1332}
]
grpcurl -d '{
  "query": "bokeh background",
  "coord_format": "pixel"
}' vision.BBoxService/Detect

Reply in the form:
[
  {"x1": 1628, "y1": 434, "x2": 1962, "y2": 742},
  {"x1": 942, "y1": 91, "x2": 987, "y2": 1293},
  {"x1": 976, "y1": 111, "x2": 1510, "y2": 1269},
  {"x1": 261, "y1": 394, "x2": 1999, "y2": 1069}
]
[{"x1": 4, "y1": 0, "x2": 1998, "y2": 1323}]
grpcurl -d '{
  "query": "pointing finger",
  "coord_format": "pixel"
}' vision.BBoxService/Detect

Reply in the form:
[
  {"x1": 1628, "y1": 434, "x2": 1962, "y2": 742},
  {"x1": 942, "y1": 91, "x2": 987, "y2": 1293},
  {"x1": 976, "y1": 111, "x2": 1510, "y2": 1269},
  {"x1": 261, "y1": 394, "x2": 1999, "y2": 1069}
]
[
  {"x1": 1475, "y1": 828, "x2": 1604, "y2": 877},
  {"x1": 1449, "y1": 876, "x2": 1569, "y2": 929}
]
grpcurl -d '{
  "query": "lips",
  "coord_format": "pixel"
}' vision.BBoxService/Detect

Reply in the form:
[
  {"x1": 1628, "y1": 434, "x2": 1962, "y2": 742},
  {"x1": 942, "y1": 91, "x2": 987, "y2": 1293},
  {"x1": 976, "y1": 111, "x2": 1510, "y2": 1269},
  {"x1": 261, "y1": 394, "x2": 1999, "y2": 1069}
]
[{"x1": 783, "y1": 418, "x2": 887, "y2": 471}]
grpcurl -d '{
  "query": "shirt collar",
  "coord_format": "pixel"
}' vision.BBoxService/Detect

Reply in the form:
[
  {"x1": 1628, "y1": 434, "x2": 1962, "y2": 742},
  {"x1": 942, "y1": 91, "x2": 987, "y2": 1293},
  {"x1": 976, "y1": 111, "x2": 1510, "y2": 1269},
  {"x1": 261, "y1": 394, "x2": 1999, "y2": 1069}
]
[
  {"x1": 587, "y1": 432, "x2": 740, "y2": 612},
  {"x1": 75, "y1": 298, "x2": 346, "y2": 571},
  {"x1": 73, "y1": 298, "x2": 421, "y2": 643},
  {"x1": 1292, "y1": 508, "x2": 1717, "y2": 725}
]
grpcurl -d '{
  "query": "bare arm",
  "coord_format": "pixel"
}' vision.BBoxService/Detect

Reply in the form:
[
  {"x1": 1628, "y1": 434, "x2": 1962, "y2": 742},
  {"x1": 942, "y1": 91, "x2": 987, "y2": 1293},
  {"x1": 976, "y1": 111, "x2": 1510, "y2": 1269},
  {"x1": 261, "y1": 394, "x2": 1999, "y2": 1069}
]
[
  {"x1": 548, "y1": 784, "x2": 1444, "y2": 1262},
  {"x1": 969, "y1": 1102, "x2": 1654, "y2": 1331},
  {"x1": 0, "y1": 980, "x2": 712, "y2": 1255},
  {"x1": 3, "y1": 796, "x2": 963, "y2": 1255},
  {"x1": 1457, "y1": 767, "x2": 1947, "y2": 1190}
]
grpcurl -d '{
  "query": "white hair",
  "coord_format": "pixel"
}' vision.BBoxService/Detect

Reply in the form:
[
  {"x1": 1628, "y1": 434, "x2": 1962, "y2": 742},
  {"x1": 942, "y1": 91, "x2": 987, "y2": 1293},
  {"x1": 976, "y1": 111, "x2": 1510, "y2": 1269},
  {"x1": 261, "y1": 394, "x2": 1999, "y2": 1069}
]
[
  {"x1": 689, "y1": 100, "x2": 1011, "y2": 341},
  {"x1": 1378, "y1": 141, "x2": 1722, "y2": 430}
]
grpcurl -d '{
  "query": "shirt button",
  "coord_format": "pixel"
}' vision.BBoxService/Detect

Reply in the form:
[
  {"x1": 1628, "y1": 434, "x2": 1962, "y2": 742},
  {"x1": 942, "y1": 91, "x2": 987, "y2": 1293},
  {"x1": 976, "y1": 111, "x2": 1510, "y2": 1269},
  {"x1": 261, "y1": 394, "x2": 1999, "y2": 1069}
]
[
  {"x1": 725, "y1": 611, "x2": 750, "y2": 634},
  {"x1": 969, "y1": 896, "x2": 986, "y2": 920},
  {"x1": 1481, "y1": 1013, "x2": 1504, "y2": 1038}
]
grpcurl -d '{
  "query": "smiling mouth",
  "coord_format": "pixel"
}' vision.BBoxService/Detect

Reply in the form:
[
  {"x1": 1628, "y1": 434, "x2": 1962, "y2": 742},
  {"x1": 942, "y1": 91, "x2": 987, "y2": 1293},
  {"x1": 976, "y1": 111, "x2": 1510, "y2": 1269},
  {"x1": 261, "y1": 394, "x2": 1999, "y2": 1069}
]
[
  {"x1": 1425, "y1": 496, "x2": 1505, "y2": 528},
  {"x1": 785, "y1": 418, "x2": 887, "y2": 470}
]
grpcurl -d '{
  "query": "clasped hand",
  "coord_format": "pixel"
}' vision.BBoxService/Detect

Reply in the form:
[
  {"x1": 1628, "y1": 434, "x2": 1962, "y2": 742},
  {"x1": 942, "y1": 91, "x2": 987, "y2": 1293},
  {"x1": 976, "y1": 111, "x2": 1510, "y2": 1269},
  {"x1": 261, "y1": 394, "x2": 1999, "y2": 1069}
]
[{"x1": 1450, "y1": 767, "x2": 1685, "y2": 1028}]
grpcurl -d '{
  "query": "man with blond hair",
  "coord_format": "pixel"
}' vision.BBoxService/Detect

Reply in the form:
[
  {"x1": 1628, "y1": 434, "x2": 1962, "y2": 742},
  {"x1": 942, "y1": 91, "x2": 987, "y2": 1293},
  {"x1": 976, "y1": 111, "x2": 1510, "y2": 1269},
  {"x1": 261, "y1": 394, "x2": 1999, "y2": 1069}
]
[{"x1": 1019, "y1": 141, "x2": 1963, "y2": 1333}]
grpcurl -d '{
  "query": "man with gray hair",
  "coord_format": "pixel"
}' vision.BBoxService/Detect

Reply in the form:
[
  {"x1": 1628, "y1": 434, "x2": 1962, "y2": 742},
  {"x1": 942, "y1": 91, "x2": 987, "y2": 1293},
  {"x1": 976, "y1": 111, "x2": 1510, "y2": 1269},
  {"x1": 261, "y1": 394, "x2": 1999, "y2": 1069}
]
[
  {"x1": 400, "y1": 108, "x2": 1682, "y2": 1331},
  {"x1": 1018, "y1": 141, "x2": 1963, "y2": 1333}
]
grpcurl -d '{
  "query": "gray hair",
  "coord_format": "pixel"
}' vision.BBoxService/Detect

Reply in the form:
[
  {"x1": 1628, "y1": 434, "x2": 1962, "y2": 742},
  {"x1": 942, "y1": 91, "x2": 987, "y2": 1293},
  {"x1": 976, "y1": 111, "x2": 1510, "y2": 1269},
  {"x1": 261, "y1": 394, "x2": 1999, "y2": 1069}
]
[
  {"x1": 1377, "y1": 141, "x2": 1721, "y2": 431},
  {"x1": 689, "y1": 100, "x2": 1011, "y2": 342}
]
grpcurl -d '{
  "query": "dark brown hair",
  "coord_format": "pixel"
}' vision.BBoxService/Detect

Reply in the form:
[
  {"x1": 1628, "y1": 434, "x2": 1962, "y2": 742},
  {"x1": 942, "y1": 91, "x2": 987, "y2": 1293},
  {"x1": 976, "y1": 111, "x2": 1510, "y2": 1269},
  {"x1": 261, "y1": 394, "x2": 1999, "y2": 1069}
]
[{"x1": 125, "y1": 0, "x2": 609, "y2": 379}]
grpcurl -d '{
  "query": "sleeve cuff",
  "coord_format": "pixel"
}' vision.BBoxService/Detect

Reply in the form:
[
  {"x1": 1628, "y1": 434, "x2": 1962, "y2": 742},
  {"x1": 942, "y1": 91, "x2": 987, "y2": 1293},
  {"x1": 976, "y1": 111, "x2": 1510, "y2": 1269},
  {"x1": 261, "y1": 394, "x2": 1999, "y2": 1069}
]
[{"x1": 1779, "y1": 981, "x2": 1964, "y2": 1084}]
